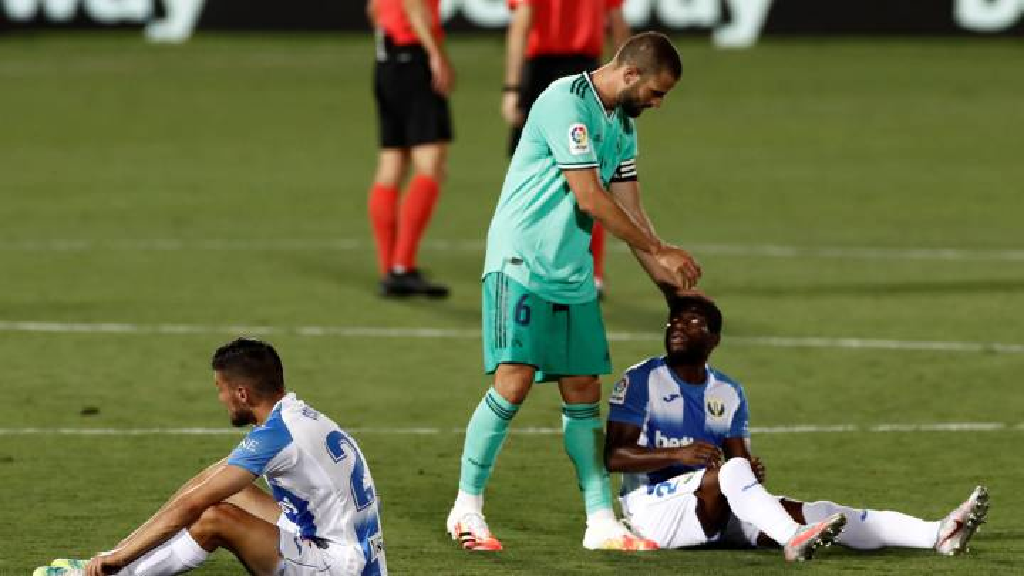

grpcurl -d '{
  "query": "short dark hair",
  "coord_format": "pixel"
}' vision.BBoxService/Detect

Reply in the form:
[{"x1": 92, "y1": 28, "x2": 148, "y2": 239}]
[
  {"x1": 668, "y1": 293, "x2": 723, "y2": 334},
  {"x1": 613, "y1": 32, "x2": 682, "y2": 80},
  {"x1": 211, "y1": 338, "x2": 284, "y2": 396}
]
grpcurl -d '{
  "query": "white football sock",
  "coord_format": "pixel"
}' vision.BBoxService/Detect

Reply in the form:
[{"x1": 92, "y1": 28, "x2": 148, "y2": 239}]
[
  {"x1": 802, "y1": 500, "x2": 940, "y2": 549},
  {"x1": 454, "y1": 490, "x2": 484, "y2": 514},
  {"x1": 585, "y1": 508, "x2": 616, "y2": 527},
  {"x1": 718, "y1": 457, "x2": 800, "y2": 545},
  {"x1": 116, "y1": 529, "x2": 209, "y2": 576}
]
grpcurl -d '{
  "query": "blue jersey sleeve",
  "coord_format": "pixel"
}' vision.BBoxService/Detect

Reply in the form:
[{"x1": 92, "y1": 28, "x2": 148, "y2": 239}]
[
  {"x1": 227, "y1": 412, "x2": 293, "y2": 476},
  {"x1": 730, "y1": 384, "x2": 751, "y2": 438},
  {"x1": 607, "y1": 362, "x2": 653, "y2": 427}
]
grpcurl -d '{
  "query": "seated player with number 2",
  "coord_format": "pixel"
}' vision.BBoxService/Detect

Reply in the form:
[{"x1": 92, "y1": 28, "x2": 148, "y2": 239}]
[
  {"x1": 604, "y1": 291, "x2": 989, "y2": 562},
  {"x1": 36, "y1": 338, "x2": 386, "y2": 576}
]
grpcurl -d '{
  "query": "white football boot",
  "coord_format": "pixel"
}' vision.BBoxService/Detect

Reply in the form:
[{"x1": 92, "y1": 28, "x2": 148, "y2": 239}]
[
  {"x1": 446, "y1": 508, "x2": 503, "y2": 551},
  {"x1": 783, "y1": 512, "x2": 846, "y2": 562},
  {"x1": 582, "y1": 518, "x2": 658, "y2": 551},
  {"x1": 935, "y1": 485, "x2": 989, "y2": 555}
]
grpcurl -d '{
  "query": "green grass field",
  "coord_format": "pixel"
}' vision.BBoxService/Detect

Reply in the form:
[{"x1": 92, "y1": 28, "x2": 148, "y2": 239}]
[{"x1": 1, "y1": 33, "x2": 1022, "y2": 575}]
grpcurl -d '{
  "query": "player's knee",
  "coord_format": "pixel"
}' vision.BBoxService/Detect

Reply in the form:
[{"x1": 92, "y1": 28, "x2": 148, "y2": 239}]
[
  {"x1": 413, "y1": 165, "x2": 445, "y2": 184},
  {"x1": 373, "y1": 151, "x2": 408, "y2": 186},
  {"x1": 718, "y1": 456, "x2": 753, "y2": 486},
  {"x1": 193, "y1": 502, "x2": 242, "y2": 537},
  {"x1": 558, "y1": 375, "x2": 601, "y2": 404}
]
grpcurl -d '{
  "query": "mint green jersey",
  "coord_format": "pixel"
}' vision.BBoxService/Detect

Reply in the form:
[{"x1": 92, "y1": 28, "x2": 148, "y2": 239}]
[{"x1": 483, "y1": 72, "x2": 639, "y2": 304}]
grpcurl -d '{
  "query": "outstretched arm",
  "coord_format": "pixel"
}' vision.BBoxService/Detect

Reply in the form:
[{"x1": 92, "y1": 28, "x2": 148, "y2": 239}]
[
  {"x1": 88, "y1": 465, "x2": 256, "y2": 576},
  {"x1": 604, "y1": 420, "x2": 722, "y2": 472},
  {"x1": 563, "y1": 168, "x2": 663, "y2": 257},
  {"x1": 116, "y1": 457, "x2": 228, "y2": 547},
  {"x1": 608, "y1": 178, "x2": 702, "y2": 291}
]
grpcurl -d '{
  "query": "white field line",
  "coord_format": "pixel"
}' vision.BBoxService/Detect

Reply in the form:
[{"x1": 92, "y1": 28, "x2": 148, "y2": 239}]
[
  {"x1": 1, "y1": 238, "x2": 1023, "y2": 262},
  {"x1": 1, "y1": 320, "x2": 1022, "y2": 355},
  {"x1": 0, "y1": 423, "x2": 1020, "y2": 437}
]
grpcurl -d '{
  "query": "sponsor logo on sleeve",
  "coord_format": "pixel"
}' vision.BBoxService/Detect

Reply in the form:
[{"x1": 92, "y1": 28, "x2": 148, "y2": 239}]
[
  {"x1": 240, "y1": 437, "x2": 260, "y2": 452},
  {"x1": 610, "y1": 375, "x2": 629, "y2": 404},
  {"x1": 568, "y1": 123, "x2": 591, "y2": 156}
]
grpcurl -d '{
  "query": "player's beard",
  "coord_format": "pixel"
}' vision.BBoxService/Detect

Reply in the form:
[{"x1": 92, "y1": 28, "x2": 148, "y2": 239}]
[
  {"x1": 230, "y1": 407, "x2": 257, "y2": 427},
  {"x1": 664, "y1": 333, "x2": 711, "y2": 365},
  {"x1": 619, "y1": 85, "x2": 647, "y2": 118}
]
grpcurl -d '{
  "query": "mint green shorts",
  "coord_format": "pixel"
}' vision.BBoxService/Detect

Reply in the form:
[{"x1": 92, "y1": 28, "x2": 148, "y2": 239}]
[{"x1": 482, "y1": 272, "x2": 611, "y2": 383}]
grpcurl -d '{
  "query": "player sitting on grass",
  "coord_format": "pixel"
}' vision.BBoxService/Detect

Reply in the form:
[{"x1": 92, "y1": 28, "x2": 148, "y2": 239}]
[
  {"x1": 603, "y1": 291, "x2": 989, "y2": 561},
  {"x1": 36, "y1": 338, "x2": 386, "y2": 576}
]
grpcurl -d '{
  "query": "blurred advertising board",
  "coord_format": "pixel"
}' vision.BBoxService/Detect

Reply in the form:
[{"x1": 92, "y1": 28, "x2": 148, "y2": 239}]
[{"x1": 2, "y1": 0, "x2": 1022, "y2": 45}]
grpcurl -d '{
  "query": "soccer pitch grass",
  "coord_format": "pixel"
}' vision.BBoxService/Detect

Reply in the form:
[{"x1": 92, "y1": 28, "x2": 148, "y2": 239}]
[{"x1": 2, "y1": 33, "x2": 1022, "y2": 574}]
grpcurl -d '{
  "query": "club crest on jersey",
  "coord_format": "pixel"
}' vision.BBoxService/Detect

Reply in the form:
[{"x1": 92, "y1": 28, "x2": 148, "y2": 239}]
[
  {"x1": 568, "y1": 123, "x2": 590, "y2": 155},
  {"x1": 706, "y1": 397, "x2": 726, "y2": 418},
  {"x1": 609, "y1": 375, "x2": 629, "y2": 405}
]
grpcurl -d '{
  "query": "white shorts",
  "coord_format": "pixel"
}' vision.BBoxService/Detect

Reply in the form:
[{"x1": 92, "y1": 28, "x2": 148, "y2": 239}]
[
  {"x1": 276, "y1": 516, "x2": 367, "y2": 576},
  {"x1": 621, "y1": 471, "x2": 759, "y2": 549}
]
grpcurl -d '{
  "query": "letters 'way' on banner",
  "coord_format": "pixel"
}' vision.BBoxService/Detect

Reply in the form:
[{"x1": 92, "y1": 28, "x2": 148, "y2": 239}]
[{"x1": 2, "y1": 0, "x2": 1022, "y2": 45}]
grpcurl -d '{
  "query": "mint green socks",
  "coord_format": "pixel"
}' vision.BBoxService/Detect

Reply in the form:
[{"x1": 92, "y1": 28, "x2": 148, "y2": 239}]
[
  {"x1": 459, "y1": 387, "x2": 520, "y2": 495},
  {"x1": 562, "y1": 402, "x2": 614, "y2": 516},
  {"x1": 458, "y1": 392, "x2": 614, "y2": 518}
]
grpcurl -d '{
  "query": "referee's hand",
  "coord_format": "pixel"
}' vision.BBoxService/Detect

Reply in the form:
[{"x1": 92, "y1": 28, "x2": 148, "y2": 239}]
[
  {"x1": 502, "y1": 92, "x2": 524, "y2": 127},
  {"x1": 429, "y1": 53, "x2": 455, "y2": 96}
]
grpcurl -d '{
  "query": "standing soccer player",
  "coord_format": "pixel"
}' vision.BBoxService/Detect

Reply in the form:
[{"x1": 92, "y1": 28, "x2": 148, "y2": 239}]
[
  {"x1": 37, "y1": 338, "x2": 386, "y2": 576},
  {"x1": 604, "y1": 292, "x2": 990, "y2": 561},
  {"x1": 503, "y1": 0, "x2": 632, "y2": 296},
  {"x1": 447, "y1": 32, "x2": 702, "y2": 551},
  {"x1": 366, "y1": 0, "x2": 452, "y2": 298}
]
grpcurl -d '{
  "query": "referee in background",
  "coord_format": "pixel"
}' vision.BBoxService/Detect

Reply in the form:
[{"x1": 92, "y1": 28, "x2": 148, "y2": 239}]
[
  {"x1": 365, "y1": 0, "x2": 452, "y2": 298},
  {"x1": 502, "y1": 0, "x2": 630, "y2": 297}
]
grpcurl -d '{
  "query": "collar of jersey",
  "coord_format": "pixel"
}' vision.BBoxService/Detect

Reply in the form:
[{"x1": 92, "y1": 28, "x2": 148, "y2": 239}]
[
  {"x1": 661, "y1": 357, "x2": 713, "y2": 391},
  {"x1": 268, "y1": 392, "x2": 294, "y2": 417},
  {"x1": 583, "y1": 71, "x2": 617, "y2": 120}
]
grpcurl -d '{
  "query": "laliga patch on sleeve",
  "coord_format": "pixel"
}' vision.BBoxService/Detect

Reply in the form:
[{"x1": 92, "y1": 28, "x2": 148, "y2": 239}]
[
  {"x1": 567, "y1": 123, "x2": 591, "y2": 155},
  {"x1": 609, "y1": 375, "x2": 629, "y2": 405}
]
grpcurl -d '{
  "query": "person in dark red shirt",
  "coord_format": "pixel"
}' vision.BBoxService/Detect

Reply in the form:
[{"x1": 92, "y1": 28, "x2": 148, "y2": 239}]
[
  {"x1": 366, "y1": 0, "x2": 453, "y2": 298},
  {"x1": 502, "y1": 0, "x2": 630, "y2": 298}
]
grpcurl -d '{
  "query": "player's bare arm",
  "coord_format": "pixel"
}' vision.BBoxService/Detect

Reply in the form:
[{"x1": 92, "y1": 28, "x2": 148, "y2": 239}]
[
  {"x1": 604, "y1": 420, "x2": 723, "y2": 472},
  {"x1": 115, "y1": 457, "x2": 229, "y2": 547},
  {"x1": 608, "y1": 178, "x2": 702, "y2": 289},
  {"x1": 607, "y1": 7, "x2": 631, "y2": 50},
  {"x1": 87, "y1": 464, "x2": 256, "y2": 576},
  {"x1": 502, "y1": 3, "x2": 531, "y2": 126},
  {"x1": 366, "y1": 0, "x2": 377, "y2": 26},
  {"x1": 562, "y1": 168, "x2": 661, "y2": 253},
  {"x1": 402, "y1": 0, "x2": 453, "y2": 95}
]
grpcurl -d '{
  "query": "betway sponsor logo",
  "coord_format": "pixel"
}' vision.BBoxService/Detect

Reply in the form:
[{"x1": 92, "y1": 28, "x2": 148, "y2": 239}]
[
  {"x1": 654, "y1": 429, "x2": 694, "y2": 448},
  {"x1": 1, "y1": 0, "x2": 205, "y2": 42},
  {"x1": 4, "y1": 0, "x2": 1022, "y2": 46}
]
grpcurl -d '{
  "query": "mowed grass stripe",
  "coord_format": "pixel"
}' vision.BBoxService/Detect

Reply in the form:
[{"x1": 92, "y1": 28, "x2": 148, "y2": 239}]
[
  {"x1": 2, "y1": 238, "x2": 1023, "y2": 262},
  {"x1": 1, "y1": 422, "x2": 1021, "y2": 436},
  {"x1": 1, "y1": 320, "x2": 1022, "y2": 354}
]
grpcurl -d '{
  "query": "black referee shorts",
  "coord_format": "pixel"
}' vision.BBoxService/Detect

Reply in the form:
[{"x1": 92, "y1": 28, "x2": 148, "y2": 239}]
[
  {"x1": 509, "y1": 54, "x2": 599, "y2": 156},
  {"x1": 373, "y1": 39, "x2": 453, "y2": 149}
]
